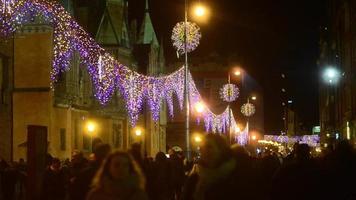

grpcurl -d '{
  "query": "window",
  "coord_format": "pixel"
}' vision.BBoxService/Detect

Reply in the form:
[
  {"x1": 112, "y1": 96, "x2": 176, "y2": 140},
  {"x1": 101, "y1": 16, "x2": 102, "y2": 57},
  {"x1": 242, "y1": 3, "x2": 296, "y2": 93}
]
[{"x1": 60, "y1": 128, "x2": 66, "y2": 151}]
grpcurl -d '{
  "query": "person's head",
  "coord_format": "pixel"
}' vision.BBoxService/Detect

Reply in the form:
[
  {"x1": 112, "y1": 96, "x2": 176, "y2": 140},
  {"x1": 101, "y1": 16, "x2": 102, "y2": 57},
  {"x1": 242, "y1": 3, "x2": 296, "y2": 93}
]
[
  {"x1": 295, "y1": 144, "x2": 310, "y2": 161},
  {"x1": 93, "y1": 143, "x2": 111, "y2": 163},
  {"x1": 50, "y1": 158, "x2": 61, "y2": 171},
  {"x1": 155, "y1": 152, "x2": 167, "y2": 162},
  {"x1": 92, "y1": 151, "x2": 145, "y2": 190},
  {"x1": 200, "y1": 134, "x2": 232, "y2": 168}
]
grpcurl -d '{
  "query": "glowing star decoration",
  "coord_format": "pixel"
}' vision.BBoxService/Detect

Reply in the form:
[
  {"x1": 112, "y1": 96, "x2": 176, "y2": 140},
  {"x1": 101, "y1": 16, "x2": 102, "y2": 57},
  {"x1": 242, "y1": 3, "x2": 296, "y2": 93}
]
[
  {"x1": 241, "y1": 103, "x2": 255, "y2": 117},
  {"x1": 171, "y1": 21, "x2": 202, "y2": 55},
  {"x1": 0, "y1": 0, "x2": 241, "y2": 130},
  {"x1": 220, "y1": 83, "x2": 239, "y2": 102}
]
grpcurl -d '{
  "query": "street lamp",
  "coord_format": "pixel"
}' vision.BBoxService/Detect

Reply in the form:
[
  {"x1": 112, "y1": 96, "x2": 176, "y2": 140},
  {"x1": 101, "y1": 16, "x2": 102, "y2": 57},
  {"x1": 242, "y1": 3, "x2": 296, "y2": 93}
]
[
  {"x1": 193, "y1": 133, "x2": 202, "y2": 157},
  {"x1": 86, "y1": 121, "x2": 96, "y2": 152},
  {"x1": 191, "y1": 3, "x2": 209, "y2": 23},
  {"x1": 183, "y1": 0, "x2": 208, "y2": 161},
  {"x1": 194, "y1": 101, "x2": 205, "y2": 114},
  {"x1": 323, "y1": 67, "x2": 341, "y2": 84},
  {"x1": 322, "y1": 66, "x2": 341, "y2": 144},
  {"x1": 135, "y1": 127, "x2": 143, "y2": 137}
]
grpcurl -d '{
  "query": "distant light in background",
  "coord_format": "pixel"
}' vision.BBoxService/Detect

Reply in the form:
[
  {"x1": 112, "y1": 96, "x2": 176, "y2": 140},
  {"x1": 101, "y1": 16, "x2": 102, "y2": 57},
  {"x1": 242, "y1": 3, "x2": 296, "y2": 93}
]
[
  {"x1": 191, "y1": 3, "x2": 210, "y2": 23},
  {"x1": 323, "y1": 67, "x2": 341, "y2": 84},
  {"x1": 86, "y1": 121, "x2": 96, "y2": 135},
  {"x1": 251, "y1": 135, "x2": 257, "y2": 140},
  {"x1": 288, "y1": 100, "x2": 293, "y2": 104},
  {"x1": 347, "y1": 121, "x2": 350, "y2": 140},
  {"x1": 251, "y1": 96, "x2": 257, "y2": 101},
  {"x1": 195, "y1": 101, "x2": 205, "y2": 113},
  {"x1": 134, "y1": 127, "x2": 143, "y2": 136},
  {"x1": 234, "y1": 70, "x2": 241, "y2": 76},
  {"x1": 194, "y1": 5, "x2": 205, "y2": 17},
  {"x1": 194, "y1": 135, "x2": 202, "y2": 143}
]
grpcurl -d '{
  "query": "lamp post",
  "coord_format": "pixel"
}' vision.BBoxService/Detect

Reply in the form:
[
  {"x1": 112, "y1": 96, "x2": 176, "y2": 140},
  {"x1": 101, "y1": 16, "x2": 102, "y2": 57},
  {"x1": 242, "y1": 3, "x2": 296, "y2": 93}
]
[
  {"x1": 322, "y1": 66, "x2": 341, "y2": 145},
  {"x1": 183, "y1": 0, "x2": 208, "y2": 161},
  {"x1": 225, "y1": 70, "x2": 241, "y2": 144}
]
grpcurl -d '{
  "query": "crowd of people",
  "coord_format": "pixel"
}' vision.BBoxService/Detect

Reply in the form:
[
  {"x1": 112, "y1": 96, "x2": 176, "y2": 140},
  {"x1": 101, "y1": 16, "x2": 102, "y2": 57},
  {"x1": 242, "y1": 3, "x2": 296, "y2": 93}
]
[{"x1": 0, "y1": 134, "x2": 356, "y2": 200}]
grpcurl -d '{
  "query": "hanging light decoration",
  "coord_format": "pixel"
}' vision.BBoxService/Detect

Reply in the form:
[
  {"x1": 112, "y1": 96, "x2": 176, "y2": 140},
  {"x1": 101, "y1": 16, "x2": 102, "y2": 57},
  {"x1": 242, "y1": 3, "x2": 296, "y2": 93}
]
[
  {"x1": 0, "y1": 0, "x2": 239, "y2": 131},
  {"x1": 241, "y1": 102, "x2": 255, "y2": 117},
  {"x1": 171, "y1": 21, "x2": 202, "y2": 55},
  {"x1": 219, "y1": 83, "x2": 239, "y2": 102}
]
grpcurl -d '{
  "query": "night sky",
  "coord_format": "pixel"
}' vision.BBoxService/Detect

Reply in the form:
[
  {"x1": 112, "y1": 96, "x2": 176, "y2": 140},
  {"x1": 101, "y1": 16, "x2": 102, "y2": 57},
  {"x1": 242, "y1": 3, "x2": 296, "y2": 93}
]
[{"x1": 130, "y1": 0, "x2": 326, "y2": 133}]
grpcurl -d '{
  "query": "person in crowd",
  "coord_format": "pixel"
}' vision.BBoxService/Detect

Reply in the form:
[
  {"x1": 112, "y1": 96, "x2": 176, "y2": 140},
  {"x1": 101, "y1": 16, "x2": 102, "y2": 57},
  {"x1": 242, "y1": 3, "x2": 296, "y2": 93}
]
[
  {"x1": 129, "y1": 143, "x2": 145, "y2": 171},
  {"x1": 181, "y1": 134, "x2": 237, "y2": 200},
  {"x1": 150, "y1": 152, "x2": 171, "y2": 200},
  {"x1": 1, "y1": 162, "x2": 18, "y2": 200},
  {"x1": 69, "y1": 143, "x2": 111, "y2": 200},
  {"x1": 42, "y1": 158, "x2": 67, "y2": 200},
  {"x1": 270, "y1": 144, "x2": 325, "y2": 200},
  {"x1": 69, "y1": 150, "x2": 88, "y2": 182},
  {"x1": 169, "y1": 150, "x2": 185, "y2": 200},
  {"x1": 86, "y1": 151, "x2": 148, "y2": 200},
  {"x1": 17, "y1": 158, "x2": 27, "y2": 200}
]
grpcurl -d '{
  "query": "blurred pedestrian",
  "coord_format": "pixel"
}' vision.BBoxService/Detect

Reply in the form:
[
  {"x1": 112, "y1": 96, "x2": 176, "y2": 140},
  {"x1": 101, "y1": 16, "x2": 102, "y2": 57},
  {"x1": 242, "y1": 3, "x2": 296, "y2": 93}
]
[
  {"x1": 69, "y1": 143, "x2": 111, "y2": 200},
  {"x1": 181, "y1": 134, "x2": 237, "y2": 200},
  {"x1": 42, "y1": 158, "x2": 66, "y2": 200},
  {"x1": 87, "y1": 151, "x2": 148, "y2": 200}
]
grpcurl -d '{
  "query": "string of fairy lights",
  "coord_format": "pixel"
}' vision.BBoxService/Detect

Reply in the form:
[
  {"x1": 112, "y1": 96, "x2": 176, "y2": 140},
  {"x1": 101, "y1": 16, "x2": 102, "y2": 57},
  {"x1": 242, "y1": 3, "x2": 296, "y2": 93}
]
[{"x1": 0, "y1": 0, "x2": 247, "y2": 135}]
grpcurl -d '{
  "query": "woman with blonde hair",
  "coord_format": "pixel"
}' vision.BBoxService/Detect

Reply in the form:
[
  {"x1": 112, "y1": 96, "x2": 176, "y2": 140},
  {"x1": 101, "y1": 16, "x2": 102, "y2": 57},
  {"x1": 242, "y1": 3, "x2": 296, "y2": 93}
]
[{"x1": 87, "y1": 151, "x2": 148, "y2": 200}]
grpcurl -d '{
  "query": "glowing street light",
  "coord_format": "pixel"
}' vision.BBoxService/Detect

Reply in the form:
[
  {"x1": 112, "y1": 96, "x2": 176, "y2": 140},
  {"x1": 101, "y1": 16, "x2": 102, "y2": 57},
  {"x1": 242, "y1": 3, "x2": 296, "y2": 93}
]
[
  {"x1": 234, "y1": 70, "x2": 241, "y2": 76},
  {"x1": 86, "y1": 121, "x2": 96, "y2": 152},
  {"x1": 191, "y1": 3, "x2": 210, "y2": 23},
  {"x1": 194, "y1": 135, "x2": 202, "y2": 143},
  {"x1": 86, "y1": 121, "x2": 96, "y2": 135},
  {"x1": 251, "y1": 96, "x2": 257, "y2": 101},
  {"x1": 251, "y1": 135, "x2": 257, "y2": 140},
  {"x1": 194, "y1": 4, "x2": 206, "y2": 17},
  {"x1": 323, "y1": 67, "x2": 341, "y2": 84},
  {"x1": 195, "y1": 101, "x2": 205, "y2": 114},
  {"x1": 134, "y1": 127, "x2": 143, "y2": 136}
]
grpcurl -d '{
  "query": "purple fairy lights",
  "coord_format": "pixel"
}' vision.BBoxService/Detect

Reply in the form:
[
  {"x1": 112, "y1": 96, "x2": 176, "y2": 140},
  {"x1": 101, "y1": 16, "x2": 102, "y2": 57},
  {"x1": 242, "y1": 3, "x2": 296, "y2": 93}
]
[{"x1": 0, "y1": 0, "x2": 239, "y2": 131}]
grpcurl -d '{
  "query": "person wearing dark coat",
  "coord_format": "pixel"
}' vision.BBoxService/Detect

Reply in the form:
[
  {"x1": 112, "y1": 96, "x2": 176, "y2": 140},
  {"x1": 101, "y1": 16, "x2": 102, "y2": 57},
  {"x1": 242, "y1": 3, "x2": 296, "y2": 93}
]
[
  {"x1": 150, "y1": 152, "x2": 171, "y2": 200},
  {"x1": 181, "y1": 134, "x2": 237, "y2": 200},
  {"x1": 69, "y1": 143, "x2": 111, "y2": 200},
  {"x1": 42, "y1": 158, "x2": 67, "y2": 200}
]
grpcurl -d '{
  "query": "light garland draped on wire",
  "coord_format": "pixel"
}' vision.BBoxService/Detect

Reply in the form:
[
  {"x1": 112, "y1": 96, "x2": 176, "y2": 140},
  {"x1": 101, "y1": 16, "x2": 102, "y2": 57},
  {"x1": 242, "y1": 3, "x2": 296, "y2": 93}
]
[
  {"x1": 0, "y1": 0, "x2": 239, "y2": 132},
  {"x1": 264, "y1": 135, "x2": 320, "y2": 147}
]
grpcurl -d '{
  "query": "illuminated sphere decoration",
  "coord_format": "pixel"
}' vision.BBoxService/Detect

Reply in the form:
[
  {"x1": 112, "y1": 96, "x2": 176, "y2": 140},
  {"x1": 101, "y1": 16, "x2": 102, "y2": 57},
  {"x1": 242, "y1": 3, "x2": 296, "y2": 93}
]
[
  {"x1": 219, "y1": 83, "x2": 239, "y2": 102},
  {"x1": 241, "y1": 103, "x2": 255, "y2": 117},
  {"x1": 171, "y1": 21, "x2": 202, "y2": 55}
]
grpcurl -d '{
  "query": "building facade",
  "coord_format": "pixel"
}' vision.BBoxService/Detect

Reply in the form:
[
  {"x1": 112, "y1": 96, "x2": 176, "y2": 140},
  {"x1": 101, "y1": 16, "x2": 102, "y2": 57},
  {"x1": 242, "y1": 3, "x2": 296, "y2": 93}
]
[
  {"x1": 319, "y1": 0, "x2": 356, "y2": 146},
  {"x1": 0, "y1": 0, "x2": 167, "y2": 161}
]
